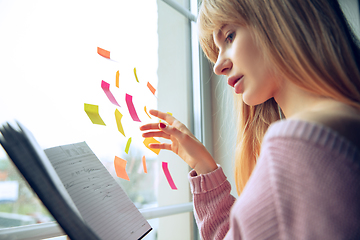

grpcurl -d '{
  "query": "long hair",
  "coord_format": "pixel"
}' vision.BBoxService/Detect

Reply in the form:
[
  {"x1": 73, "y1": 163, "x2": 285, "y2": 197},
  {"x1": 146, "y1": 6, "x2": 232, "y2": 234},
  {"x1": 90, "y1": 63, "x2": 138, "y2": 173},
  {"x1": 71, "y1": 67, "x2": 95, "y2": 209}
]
[{"x1": 198, "y1": 0, "x2": 360, "y2": 195}]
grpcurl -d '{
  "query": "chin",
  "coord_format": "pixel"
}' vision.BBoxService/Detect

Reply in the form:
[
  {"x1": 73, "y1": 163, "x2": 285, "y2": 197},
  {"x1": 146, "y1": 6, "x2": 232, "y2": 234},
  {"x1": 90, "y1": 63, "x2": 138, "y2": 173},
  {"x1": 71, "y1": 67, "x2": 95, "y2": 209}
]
[{"x1": 242, "y1": 94, "x2": 270, "y2": 106}]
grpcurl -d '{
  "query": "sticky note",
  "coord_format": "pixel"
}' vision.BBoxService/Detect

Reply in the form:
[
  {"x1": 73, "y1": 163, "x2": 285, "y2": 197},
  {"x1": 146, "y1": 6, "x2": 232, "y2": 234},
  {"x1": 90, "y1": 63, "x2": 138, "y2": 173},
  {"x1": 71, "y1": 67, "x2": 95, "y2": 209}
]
[
  {"x1": 115, "y1": 109, "x2": 125, "y2": 137},
  {"x1": 101, "y1": 80, "x2": 120, "y2": 107},
  {"x1": 134, "y1": 67, "x2": 139, "y2": 83},
  {"x1": 162, "y1": 162, "x2": 177, "y2": 190},
  {"x1": 125, "y1": 137, "x2": 132, "y2": 154},
  {"x1": 114, "y1": 156, "x2": 130, "y2": 181},
  {"x1": 97, "y1": 47, "x2": 110, "y2": 59},
  {"x1": 144, "y1": 106, "x2": 151, "y2": 119},
  {"x1": 116, "y1": 70, "x2": 120, "y2": 88},
  {"x1": 125, "y1": 94, "x2": 141, "y2": 122},
  {"x1": 143, "y1": 137, "x2": 161, "y2": 155},
  {"x1": 84, "y1": 103, "x2": 106, "y2": 125},
  {"x1": 142, "y1": 156, "x2": 147, "y2": 173},
  {"x1": 147, "y1": 82, "x2": 156, "y2": 95}
]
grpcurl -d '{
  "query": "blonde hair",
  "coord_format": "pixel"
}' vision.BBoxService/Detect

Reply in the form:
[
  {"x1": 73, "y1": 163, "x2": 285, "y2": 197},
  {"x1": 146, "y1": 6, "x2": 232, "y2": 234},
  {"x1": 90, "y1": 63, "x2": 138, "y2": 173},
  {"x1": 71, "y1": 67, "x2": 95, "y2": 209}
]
[{"x1": 198, "y1": 0, "x2": 360, "y2": 195}]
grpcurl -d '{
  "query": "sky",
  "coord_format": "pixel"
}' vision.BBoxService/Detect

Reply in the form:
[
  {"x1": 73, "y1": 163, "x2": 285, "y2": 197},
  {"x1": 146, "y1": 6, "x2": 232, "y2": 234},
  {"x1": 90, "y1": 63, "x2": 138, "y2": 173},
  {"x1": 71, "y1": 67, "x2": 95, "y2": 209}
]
[{"x1": 0, "y1": 0, "x2": 159, "y2": 162}]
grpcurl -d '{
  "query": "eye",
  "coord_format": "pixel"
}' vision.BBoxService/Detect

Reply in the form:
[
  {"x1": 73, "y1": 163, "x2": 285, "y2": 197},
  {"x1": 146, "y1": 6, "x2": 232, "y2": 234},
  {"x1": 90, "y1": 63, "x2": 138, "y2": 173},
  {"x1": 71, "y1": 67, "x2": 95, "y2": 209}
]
[{"x1": 225, "y1": 32, "x2": 235, "y2": 43}]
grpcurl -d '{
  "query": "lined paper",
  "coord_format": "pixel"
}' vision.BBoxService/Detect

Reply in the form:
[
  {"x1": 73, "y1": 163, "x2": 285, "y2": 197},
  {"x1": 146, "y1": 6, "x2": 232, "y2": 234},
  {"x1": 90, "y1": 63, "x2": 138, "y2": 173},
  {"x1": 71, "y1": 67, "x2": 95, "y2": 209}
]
[{"x1": 44, "y1": 142, "x2": 151, "y2": 240}]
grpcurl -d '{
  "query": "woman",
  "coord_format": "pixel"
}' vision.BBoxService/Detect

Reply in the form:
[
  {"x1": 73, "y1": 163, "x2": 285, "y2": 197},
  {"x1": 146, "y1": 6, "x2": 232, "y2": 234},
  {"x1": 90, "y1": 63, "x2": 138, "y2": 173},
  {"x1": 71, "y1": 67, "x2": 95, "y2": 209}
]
[{"x1": 140, "y1": 0, "x2": 360, "y2": 239}]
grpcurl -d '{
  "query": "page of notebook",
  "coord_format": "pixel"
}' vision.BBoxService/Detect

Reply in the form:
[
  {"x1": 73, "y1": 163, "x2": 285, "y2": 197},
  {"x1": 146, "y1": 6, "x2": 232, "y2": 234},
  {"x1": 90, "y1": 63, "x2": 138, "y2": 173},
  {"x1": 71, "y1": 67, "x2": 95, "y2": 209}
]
[
  {"x1": 0, "y1": 124, "x2": 100, "y2": 239},
  {"x1": 44, "y1": 142, "x2": 151, "y2": 240},
  {"x1": 18, "y1": 122, "x2": 83, "y2": 220}
]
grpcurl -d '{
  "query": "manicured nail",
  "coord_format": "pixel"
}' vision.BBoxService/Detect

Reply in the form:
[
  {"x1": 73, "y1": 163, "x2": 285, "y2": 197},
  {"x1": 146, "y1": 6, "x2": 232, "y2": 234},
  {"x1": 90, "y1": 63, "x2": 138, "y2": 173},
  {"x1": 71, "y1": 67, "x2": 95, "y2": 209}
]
[{"x1": 159, "y1": 122, "x2": 166, "y2": 129}]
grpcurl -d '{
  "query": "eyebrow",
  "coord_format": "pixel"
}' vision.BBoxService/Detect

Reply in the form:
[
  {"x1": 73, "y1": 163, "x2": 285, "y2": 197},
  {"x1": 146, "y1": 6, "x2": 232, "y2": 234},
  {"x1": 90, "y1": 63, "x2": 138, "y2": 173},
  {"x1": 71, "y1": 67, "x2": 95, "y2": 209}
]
[{"x1": 216, "y1": 24, "x2": 228, "y2": 37}]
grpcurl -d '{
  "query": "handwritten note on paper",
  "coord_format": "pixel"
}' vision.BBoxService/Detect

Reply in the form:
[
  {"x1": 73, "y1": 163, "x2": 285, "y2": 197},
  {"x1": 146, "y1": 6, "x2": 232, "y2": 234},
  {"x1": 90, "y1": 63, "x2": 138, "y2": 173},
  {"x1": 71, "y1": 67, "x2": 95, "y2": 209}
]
[
  {"x1": 116, "y1": 70, "x2": 120, "y2": 88},
  {"x1": 115, "y1": 109, "x2": 126, "y2": 137},
  {"x1": 114, "y1": 156, "x2": 130, "y2": 181},
  {"x1": 44, "y1": 142, "x2": 151, "y2": 240},
  {"x1": 125, "y1": 94, "x2": 141, "y2": 122},
  {"x1": 143, "y1": 138, "x2": 161, "y2": 155},
  {"x1": 125, "y1": 137, "x2": 132, "y2": 154},
  {"x1": 84, "y1": 104, "x2": 106, "y2": 126},
  {"x1": 162, "y1": 162, "x2": 177, "y2": 190},
  {"x1": 101, "y1": 80, "x2": 120, "y2": 107},
  {"x1": 147, "y1": 82, "x2": 156, "y2": 95},
  {"x1": 133, "y1": 68, "x2": 139, "y2": 83},
  {"x1": 97, "y1": 47, "x2": 110, "y2": 59},
  {"x1": 142, "y1": 156, "x2": 147, "y2": 173}
]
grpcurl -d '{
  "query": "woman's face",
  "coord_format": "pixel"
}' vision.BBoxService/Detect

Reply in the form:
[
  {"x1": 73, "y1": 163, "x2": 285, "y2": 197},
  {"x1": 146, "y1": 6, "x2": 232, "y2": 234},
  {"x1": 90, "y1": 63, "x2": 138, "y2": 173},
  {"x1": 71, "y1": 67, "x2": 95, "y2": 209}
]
[{"x1": 213, "y1": 24, "x2": 281, "y2": 106}]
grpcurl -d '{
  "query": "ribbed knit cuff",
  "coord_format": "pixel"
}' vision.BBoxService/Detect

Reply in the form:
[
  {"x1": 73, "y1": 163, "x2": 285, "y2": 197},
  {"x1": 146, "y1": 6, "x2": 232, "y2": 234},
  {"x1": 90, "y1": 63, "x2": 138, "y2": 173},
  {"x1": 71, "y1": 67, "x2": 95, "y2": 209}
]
[{"x1": 188, "y1": 165, "x2": 228, "y2": 194}]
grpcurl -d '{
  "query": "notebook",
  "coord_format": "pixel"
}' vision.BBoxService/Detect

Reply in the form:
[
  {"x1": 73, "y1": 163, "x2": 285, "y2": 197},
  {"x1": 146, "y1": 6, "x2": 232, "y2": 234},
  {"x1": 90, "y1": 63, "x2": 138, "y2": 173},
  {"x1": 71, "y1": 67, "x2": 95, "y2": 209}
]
[{"x1": 0, "y1": 121, "x2": 152, "y2": 240}]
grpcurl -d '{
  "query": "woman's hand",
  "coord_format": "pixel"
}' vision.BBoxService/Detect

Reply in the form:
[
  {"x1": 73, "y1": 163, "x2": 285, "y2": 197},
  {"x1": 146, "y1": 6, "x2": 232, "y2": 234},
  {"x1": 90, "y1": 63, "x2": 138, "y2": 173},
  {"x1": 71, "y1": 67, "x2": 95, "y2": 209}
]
[{"x1": 140, "y1": 109, "x2": 218, "y2": 175}]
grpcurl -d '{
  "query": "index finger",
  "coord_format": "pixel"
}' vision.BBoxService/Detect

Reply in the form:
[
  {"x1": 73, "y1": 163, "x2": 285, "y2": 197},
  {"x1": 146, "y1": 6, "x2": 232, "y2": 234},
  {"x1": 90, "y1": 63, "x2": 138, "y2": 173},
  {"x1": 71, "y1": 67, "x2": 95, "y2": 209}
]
[{"x1": 149, "y1": 109, "x2": 176, "y2": 124}]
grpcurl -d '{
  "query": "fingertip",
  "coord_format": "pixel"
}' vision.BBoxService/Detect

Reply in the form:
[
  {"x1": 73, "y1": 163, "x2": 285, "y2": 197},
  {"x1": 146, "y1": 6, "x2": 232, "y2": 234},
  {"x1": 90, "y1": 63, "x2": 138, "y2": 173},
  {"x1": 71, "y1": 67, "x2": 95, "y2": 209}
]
[{"x1": 149, "y1": 109, "x2": 157, "y2": 115}]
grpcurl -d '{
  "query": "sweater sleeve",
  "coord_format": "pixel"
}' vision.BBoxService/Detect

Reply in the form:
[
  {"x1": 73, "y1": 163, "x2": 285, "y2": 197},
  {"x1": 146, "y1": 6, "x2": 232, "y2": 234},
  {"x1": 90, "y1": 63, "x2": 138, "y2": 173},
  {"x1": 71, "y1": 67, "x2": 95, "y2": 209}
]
[{"x1": 188, "y1": 166, "x2": 236, "y2": 240}]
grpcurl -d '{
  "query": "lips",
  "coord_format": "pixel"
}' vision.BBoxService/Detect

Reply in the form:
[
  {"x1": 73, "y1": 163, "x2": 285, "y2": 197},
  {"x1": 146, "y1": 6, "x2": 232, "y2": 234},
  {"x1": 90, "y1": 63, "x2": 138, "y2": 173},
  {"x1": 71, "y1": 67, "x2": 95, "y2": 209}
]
[{"x1": 228, "y1": 75, "x2": 243, "y2": 88}]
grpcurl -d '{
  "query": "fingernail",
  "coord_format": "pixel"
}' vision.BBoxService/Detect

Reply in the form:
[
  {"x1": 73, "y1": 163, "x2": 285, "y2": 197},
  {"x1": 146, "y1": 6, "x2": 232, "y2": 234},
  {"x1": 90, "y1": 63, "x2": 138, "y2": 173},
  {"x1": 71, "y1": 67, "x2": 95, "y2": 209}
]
[{"x1": 159, "y1": 122, "x2": 166, "y2": 129}]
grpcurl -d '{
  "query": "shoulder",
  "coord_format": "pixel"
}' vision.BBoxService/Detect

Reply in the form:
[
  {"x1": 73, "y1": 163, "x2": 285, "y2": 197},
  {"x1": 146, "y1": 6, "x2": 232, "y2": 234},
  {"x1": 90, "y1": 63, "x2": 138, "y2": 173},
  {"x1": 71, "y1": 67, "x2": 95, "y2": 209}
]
[
  {"x1": 262, "y1": 118, "x2": 360, "y2": 163},
  {"x1": 287, "y1": 102, "x2": 360, "y2": 149}
]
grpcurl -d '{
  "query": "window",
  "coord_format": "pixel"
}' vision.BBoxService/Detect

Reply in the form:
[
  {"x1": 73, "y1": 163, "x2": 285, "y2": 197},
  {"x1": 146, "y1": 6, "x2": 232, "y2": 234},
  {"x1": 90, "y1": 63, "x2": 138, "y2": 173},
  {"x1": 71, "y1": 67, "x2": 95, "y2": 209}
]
[{"x1": 0, "y1": 0, "x2": 201, "y2": 239}]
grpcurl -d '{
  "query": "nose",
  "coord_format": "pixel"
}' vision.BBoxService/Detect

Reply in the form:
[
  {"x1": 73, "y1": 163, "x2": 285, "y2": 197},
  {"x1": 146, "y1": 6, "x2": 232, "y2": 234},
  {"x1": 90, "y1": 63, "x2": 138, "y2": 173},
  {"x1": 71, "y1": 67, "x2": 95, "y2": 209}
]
[{"x1": 213, "y1": 54, "x2": 232, "y2": 76}]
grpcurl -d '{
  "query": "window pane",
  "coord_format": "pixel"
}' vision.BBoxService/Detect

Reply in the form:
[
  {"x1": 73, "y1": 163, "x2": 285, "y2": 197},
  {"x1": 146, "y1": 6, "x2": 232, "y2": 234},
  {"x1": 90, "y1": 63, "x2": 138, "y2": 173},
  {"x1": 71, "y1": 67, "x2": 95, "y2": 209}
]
[{"x1": 0, "y1": 0, "x2": 159, "y2": 231}]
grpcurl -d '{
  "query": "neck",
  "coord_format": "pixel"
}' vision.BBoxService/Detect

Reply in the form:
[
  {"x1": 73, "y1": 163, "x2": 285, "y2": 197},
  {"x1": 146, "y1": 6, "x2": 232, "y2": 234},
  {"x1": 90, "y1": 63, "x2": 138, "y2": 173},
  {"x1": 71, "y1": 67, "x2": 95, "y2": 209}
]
[{"x1": 274, "y1": 80, "x2": 328, "y2": 119}]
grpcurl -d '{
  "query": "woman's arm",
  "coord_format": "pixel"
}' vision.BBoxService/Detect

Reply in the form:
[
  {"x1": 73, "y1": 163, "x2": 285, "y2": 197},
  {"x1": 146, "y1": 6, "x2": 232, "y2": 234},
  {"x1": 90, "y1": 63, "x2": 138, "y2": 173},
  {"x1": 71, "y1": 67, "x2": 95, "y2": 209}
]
[
  {"x1": 140, "y1": 110, "x2": 235, "y2": 239},
  {"x1": 189, "y1": 166, "x2": 236, "y2": 239}
]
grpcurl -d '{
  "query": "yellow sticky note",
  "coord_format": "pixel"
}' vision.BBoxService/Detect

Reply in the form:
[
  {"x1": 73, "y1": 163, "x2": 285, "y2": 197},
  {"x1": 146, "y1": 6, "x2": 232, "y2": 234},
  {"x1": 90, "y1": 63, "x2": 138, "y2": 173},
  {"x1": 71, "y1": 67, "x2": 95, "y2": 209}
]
[
  {"x1": 143, "y1": 137, "x2": 161, "y2": 155},
  {"x1": 144, "y1": 106, "x2": 152, "y2": 119},
  {"x1": 116, "y1": 70, "x2": 120, "y2": 88},
  {"x1": 125, "y1": 137, "x2": 132, "y2": 154},
  {"x1": 114, "y1": 156, "x2": 130, "y2": 181},
  {"x1": 84, "y1": 103, "x2": 106, "y2": 125},
  {"x1": 115, "y1": 109, "x2": 125, "y2": 137},
  {"x1": 134, "y1": 67, "x2": 139, "y2": 83}
]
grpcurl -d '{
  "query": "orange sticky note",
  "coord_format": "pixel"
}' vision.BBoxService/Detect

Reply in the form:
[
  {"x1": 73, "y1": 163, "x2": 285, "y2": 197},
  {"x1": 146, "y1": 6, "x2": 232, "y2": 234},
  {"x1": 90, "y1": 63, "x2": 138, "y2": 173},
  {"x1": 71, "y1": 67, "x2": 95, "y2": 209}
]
[
  {"x1": 114, "y1": 156, "x2": 130, "y2": 181},
  {"x1": 97, "y1": 47, "x2": 110, "y2": 59},
  {"x1": 147, "y1": 82, "x2": 156, "y2": 95},
  {"x1": 116, "y1": 70, "x2": 120, "y2": 88},
  {"x1": 143, "y1": 137, "x2": 161, "y2": 155},
  {"x1": 144, "y1": 106, "x2": 151, "y2": 119},
  {"x1": 142, "y1": 156, "x2": 147, "y2": 173},
  {"x1": 84, "y1": 103, "x2": 106, "y2": 125}
]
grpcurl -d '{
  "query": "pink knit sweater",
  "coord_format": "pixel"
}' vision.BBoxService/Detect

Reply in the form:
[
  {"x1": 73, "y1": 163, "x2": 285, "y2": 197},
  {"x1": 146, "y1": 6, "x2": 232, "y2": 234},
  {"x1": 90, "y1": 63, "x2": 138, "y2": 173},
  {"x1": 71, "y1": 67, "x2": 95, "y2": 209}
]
[{"x1": 188, "y1": 119, "x2": 360, "y2": 239}]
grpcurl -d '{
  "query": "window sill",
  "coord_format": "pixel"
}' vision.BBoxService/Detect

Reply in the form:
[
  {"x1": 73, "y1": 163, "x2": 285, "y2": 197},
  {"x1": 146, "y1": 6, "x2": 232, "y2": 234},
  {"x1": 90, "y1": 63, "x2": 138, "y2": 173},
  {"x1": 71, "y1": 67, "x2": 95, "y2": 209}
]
[{"x1": 0, "y1": 202, "x2": 193, "y2": 240}]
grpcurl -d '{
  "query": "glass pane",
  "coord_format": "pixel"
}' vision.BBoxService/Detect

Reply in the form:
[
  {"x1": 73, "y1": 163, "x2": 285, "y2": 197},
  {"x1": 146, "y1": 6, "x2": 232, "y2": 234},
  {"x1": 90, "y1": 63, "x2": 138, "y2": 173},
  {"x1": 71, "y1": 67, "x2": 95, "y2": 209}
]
[{"x1": 0, "y1": 0, "x2": 159, "y2": 234}]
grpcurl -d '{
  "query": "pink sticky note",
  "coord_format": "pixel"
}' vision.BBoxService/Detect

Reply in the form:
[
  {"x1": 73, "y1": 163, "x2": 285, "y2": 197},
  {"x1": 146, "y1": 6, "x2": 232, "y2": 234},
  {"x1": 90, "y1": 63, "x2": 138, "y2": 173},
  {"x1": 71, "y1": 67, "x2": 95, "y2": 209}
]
[
  {"x1": 101, "y1": 80, "x2": 120, "y2": 107},
  {"x1": 162, "y1": 162, "x2": 177, "y2": 190},
  {"x1": 125, "y1": 93, "x2": 141, "y2": 122}
]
